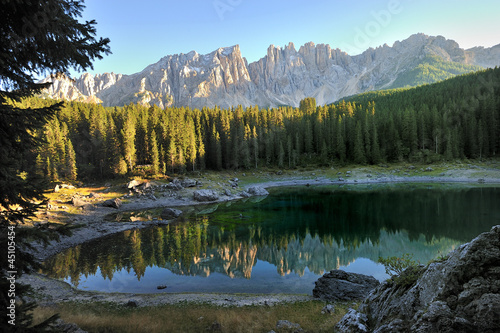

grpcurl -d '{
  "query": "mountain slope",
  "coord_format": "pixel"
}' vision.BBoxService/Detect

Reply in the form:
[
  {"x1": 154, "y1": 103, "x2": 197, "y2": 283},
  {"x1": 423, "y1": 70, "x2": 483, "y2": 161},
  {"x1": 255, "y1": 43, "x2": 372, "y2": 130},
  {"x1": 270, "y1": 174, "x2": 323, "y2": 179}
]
[{"x1": 41, "y1": 33, "x2": 500, "y2": 108}]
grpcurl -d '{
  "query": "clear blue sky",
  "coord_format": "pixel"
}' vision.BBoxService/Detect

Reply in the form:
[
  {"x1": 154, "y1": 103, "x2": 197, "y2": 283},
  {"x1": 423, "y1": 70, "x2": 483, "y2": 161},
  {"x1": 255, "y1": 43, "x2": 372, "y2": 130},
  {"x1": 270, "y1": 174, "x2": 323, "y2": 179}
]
[{"x1": 75, "y1": 0, "x2": 500, "y2": 76}]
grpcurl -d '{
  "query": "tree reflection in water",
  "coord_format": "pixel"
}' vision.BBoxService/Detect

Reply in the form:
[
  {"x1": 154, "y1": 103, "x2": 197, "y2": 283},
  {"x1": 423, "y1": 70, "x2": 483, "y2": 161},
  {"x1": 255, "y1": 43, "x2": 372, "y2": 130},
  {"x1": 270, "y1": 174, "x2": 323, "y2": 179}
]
[{"x1": 41, "y1": 184, "x2": 500, "y2": 293}]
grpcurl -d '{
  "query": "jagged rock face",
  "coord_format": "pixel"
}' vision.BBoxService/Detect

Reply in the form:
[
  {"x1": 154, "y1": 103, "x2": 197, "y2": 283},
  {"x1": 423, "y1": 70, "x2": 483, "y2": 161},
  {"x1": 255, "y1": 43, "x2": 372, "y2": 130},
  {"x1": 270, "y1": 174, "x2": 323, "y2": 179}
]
[
  {"x1": 336, "y1": 225, "x2": 500, "y2": 333},
  {"x1": 41, "y1": 33, "x2": 500, "y2": 109},
  {"x1": 466, "y1": 44, "x2": 500, "y2": 68}
]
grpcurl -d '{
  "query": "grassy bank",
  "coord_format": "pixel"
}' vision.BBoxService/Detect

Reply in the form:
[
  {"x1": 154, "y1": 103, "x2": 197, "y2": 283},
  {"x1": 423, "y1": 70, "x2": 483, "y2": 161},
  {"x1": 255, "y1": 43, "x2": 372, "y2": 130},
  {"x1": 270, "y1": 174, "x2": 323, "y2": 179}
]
[{"x1": 33, "y1": 300, "x2": 353, "y2": 332}]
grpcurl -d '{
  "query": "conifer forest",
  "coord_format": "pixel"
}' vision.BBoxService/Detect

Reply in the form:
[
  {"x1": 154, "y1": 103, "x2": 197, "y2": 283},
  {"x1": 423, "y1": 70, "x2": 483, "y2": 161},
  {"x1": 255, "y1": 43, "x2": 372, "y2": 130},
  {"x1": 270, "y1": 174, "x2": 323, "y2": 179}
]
[{"x1": 17, "y1": 67, "x2": 500, "y2": 181}]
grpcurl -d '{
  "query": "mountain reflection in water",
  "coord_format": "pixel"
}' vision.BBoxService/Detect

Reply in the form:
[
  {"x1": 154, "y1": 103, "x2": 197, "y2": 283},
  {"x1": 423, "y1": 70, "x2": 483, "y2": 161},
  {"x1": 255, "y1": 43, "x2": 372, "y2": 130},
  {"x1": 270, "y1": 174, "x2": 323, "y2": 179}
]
[{"x1": 42, "y1": 184, "x2": 500, "y2": 294}]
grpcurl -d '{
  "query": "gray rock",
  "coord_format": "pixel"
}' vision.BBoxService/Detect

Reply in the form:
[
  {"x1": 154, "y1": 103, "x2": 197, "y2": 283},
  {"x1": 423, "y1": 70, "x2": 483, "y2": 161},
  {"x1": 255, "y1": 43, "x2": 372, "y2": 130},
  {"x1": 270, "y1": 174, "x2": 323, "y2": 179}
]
[
  {"x1": 71, "y1": 196, "x2": 86, "y2": 207},
  {"x1": 246, "y1": 186, "x2": 269, "y2": 196},
  {"x1": 127, "y1": 179, "x2": 142, "y2": 189},
  {"x1": 102, "y1": 198, "x2": 122, "y2": 209},
  {"x1": 166, "y1": 179, "x2": 184, "y2": 190},
  {"x1": 336, "y1": 309, "x2": 369, "y2": 333},
  {"x1": 313, "y1": 270, "x2": 379, "y2": 301},
  {"x1": 160, "y1": 208, "x2": 183, "y2": 220},
  {"x1": 126, "y1": 300, "x2": 138, "y2": 307},
  {"x1": 193, "y1": 189, "x2": 219, "y2": 202},
  {"x1": 337, "y1": 225, "x2": 500, "y2": 333},
  {"x1": 239, "y1": 191, "x2": 251, "y2": 198},
  {"x1": 43, "y1": 35, "x2": 500, "y2": 110},
  {"x1": 321, "y1": 304, "x2": 335, "y2": 314},
  {"x1": 81, "y1": 204, "x2": 96, "y2": 211},
  {"x1": 276, "y1": 320, "x2": 303, "y2": 332},
  {"x1": 181, "y1": 178, "x2": 197, "y2": 187}
]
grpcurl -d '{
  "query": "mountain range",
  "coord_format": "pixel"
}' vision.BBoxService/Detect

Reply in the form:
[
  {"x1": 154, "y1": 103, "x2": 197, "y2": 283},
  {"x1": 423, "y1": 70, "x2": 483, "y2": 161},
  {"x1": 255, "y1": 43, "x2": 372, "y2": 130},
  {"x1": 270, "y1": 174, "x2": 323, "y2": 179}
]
[{"x1": 41, "y1": 33, "x2": 500, "y2": 109}]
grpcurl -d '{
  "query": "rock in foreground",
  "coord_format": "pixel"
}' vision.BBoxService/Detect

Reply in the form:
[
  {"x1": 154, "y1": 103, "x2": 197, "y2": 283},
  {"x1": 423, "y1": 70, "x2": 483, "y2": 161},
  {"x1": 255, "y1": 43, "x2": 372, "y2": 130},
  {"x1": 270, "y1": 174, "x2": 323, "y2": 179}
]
[
  {"x1": 246, "y1": 186, "x2": 269, "y2": 196},
  {"x1": 193, "y1": 189, "x2": 219, "y2": 202},
  {"x1": 160, "y1": 208, "x2": 182, "y2": 220},
  {"x1": 313, "y1": 270, "x2": 379, "y2": 301},
  {"x1": 336, "y1": 225, "x2": 500, "y2": 333},
  {"x1": 102, "y1": 198, "x2": 122, "y2": 209}
]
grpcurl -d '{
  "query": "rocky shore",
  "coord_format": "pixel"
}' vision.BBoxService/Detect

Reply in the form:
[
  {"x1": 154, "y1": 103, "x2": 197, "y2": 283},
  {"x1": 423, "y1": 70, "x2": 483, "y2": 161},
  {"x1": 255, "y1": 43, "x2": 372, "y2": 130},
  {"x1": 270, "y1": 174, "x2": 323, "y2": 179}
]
[
  {"x1": 336, "y1": 225, "x2": 500, "y2": 333},
  {"x1": 19, "y1": 163, "x2": 500, "y2": 326}
]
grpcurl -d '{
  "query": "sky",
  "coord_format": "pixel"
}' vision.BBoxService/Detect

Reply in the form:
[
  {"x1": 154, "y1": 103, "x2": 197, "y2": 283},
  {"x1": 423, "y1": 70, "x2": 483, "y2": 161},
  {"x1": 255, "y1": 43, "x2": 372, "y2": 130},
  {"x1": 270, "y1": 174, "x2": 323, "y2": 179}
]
[{"x1": 74, "y1": 0, "x2": 500, "y2": 77}]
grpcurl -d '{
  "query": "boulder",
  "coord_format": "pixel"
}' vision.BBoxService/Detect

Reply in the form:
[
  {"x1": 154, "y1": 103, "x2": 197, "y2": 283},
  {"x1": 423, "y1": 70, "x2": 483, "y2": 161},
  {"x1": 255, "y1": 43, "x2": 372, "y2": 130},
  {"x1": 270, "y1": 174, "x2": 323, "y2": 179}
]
[
  {"x1": 181, "y1": 178, "x2": 197, "y2": 187},
  {"x1": 102, "y1": 198, "x2": 122, "y2": 209},
  {"x1": 125, "y1": 300, "x2": 138, "y2": 307},
  {"x1": 313, "y1": 270, "x2": 379, "y2": 301},
  {"x1": 138, "y1": 182, "x2": 154, "y2": 190},
  {"x1": 246, "y1": 186, "x2": 269, "y2": 196},
  {"x1": 239, "y1": 191, "x2": 251, "y2": 198},
  {"x1": 193, "y1": 189, "x2": 219, "y2": 202},
  {"x1": 336, "y1": 309, "x2": 369, "y2": 333},
  {"x1": 336, "y1": 225, "x2": 500, "y2": 333},
  {"x1": 127, "y1": 179, "x2": 142, "y2": 189},
  {"x1": 166, "y1": 179, "x2": 183, "y2": 190},
  {"x1": 71, "y1": 196, "x2": 86, "y2": 207},
  {"x1": 276, "y1": 320, "x2": 303, "y2": 332},
  {"x1": 160, "y1": 208, "x2": 183, "y2": 220},
  {"x1": 321, "y1": 304, "x2": 335, "y2": 314}
]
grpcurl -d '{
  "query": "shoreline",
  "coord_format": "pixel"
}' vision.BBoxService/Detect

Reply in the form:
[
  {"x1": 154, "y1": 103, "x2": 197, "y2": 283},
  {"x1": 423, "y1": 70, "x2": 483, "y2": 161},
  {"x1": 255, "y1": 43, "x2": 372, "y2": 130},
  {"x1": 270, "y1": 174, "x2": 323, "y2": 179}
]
[
  {"x1": 21, "y1": 165, "x2": 500, "y2": 307},
  {"x1": 30, "y1": 174, "x2": 500, "y2": 262}
]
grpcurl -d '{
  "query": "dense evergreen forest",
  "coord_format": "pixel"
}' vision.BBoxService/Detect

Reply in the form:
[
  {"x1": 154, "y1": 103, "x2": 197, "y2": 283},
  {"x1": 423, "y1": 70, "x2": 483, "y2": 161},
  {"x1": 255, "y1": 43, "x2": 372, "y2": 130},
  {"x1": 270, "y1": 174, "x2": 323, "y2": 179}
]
[{"x1": 16, "y1": 67, "x2": 500, "y2": 181}]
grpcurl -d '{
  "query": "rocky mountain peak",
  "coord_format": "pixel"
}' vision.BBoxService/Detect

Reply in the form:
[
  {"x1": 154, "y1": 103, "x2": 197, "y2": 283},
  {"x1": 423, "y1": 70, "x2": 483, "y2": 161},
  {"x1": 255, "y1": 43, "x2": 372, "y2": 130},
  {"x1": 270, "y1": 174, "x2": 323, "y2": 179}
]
[{"x1": 40, "y1": 33, "x2": 500, "y2": 109}]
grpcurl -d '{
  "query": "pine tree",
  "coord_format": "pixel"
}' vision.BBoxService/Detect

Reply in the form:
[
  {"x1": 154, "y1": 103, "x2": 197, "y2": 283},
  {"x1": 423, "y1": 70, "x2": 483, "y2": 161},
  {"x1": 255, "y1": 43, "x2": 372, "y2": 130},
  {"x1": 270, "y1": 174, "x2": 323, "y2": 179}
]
[
  {"x1": 121, "y1": 114, "x2": 136, "y2": 172},
  {"x1": 353, "y1": 122, "x2": 367, "y2": 164},
  {"x1": 187, "y1": 129, "x2": 197, "y2": 172},
  {"x1": 278, "y1": 140, "x2": 285, "y2": 168},
  {"x1": 252, "y1": 126, "x2": 259, "y2": 169},
  {"x1": 371, "y1": 118, "x2": 381, "y2": 164},
  {"x1": 215, "y1": 131, "x2": 222, "y2": 171},
  {"x1": 336, "y1": 116, "x2": 346, "y2": 164},
  {"x1": 168, "y1": 137, "x2": 177, "y2": 172},
  {"x1": 303, "y1": 119, "x2": 313, "y2": 155},
  {"x1": 65, "y1": 138, "x2": 77, "y2": 181},
  {"x1": 0, "y1": 0, "x2": 110, "y2": 330},
  {"x1": 150, "y1": 129, "x2": 160, "y2": 175}
]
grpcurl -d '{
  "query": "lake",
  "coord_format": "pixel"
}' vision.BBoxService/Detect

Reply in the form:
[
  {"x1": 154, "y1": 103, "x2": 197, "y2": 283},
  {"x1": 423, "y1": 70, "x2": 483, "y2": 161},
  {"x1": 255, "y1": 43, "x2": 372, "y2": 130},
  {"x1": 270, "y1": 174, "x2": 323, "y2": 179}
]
[{"x1": 41, "y1": 183, "x2": 500, "y2": 294}]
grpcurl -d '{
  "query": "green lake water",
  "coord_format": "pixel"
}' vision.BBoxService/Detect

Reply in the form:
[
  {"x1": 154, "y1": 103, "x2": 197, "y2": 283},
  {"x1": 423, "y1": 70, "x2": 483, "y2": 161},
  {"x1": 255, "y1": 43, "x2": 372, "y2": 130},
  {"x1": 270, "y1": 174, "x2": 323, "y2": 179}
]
[{"x1": 41, "y1": 183, "x2": 500, "y2": 294}]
